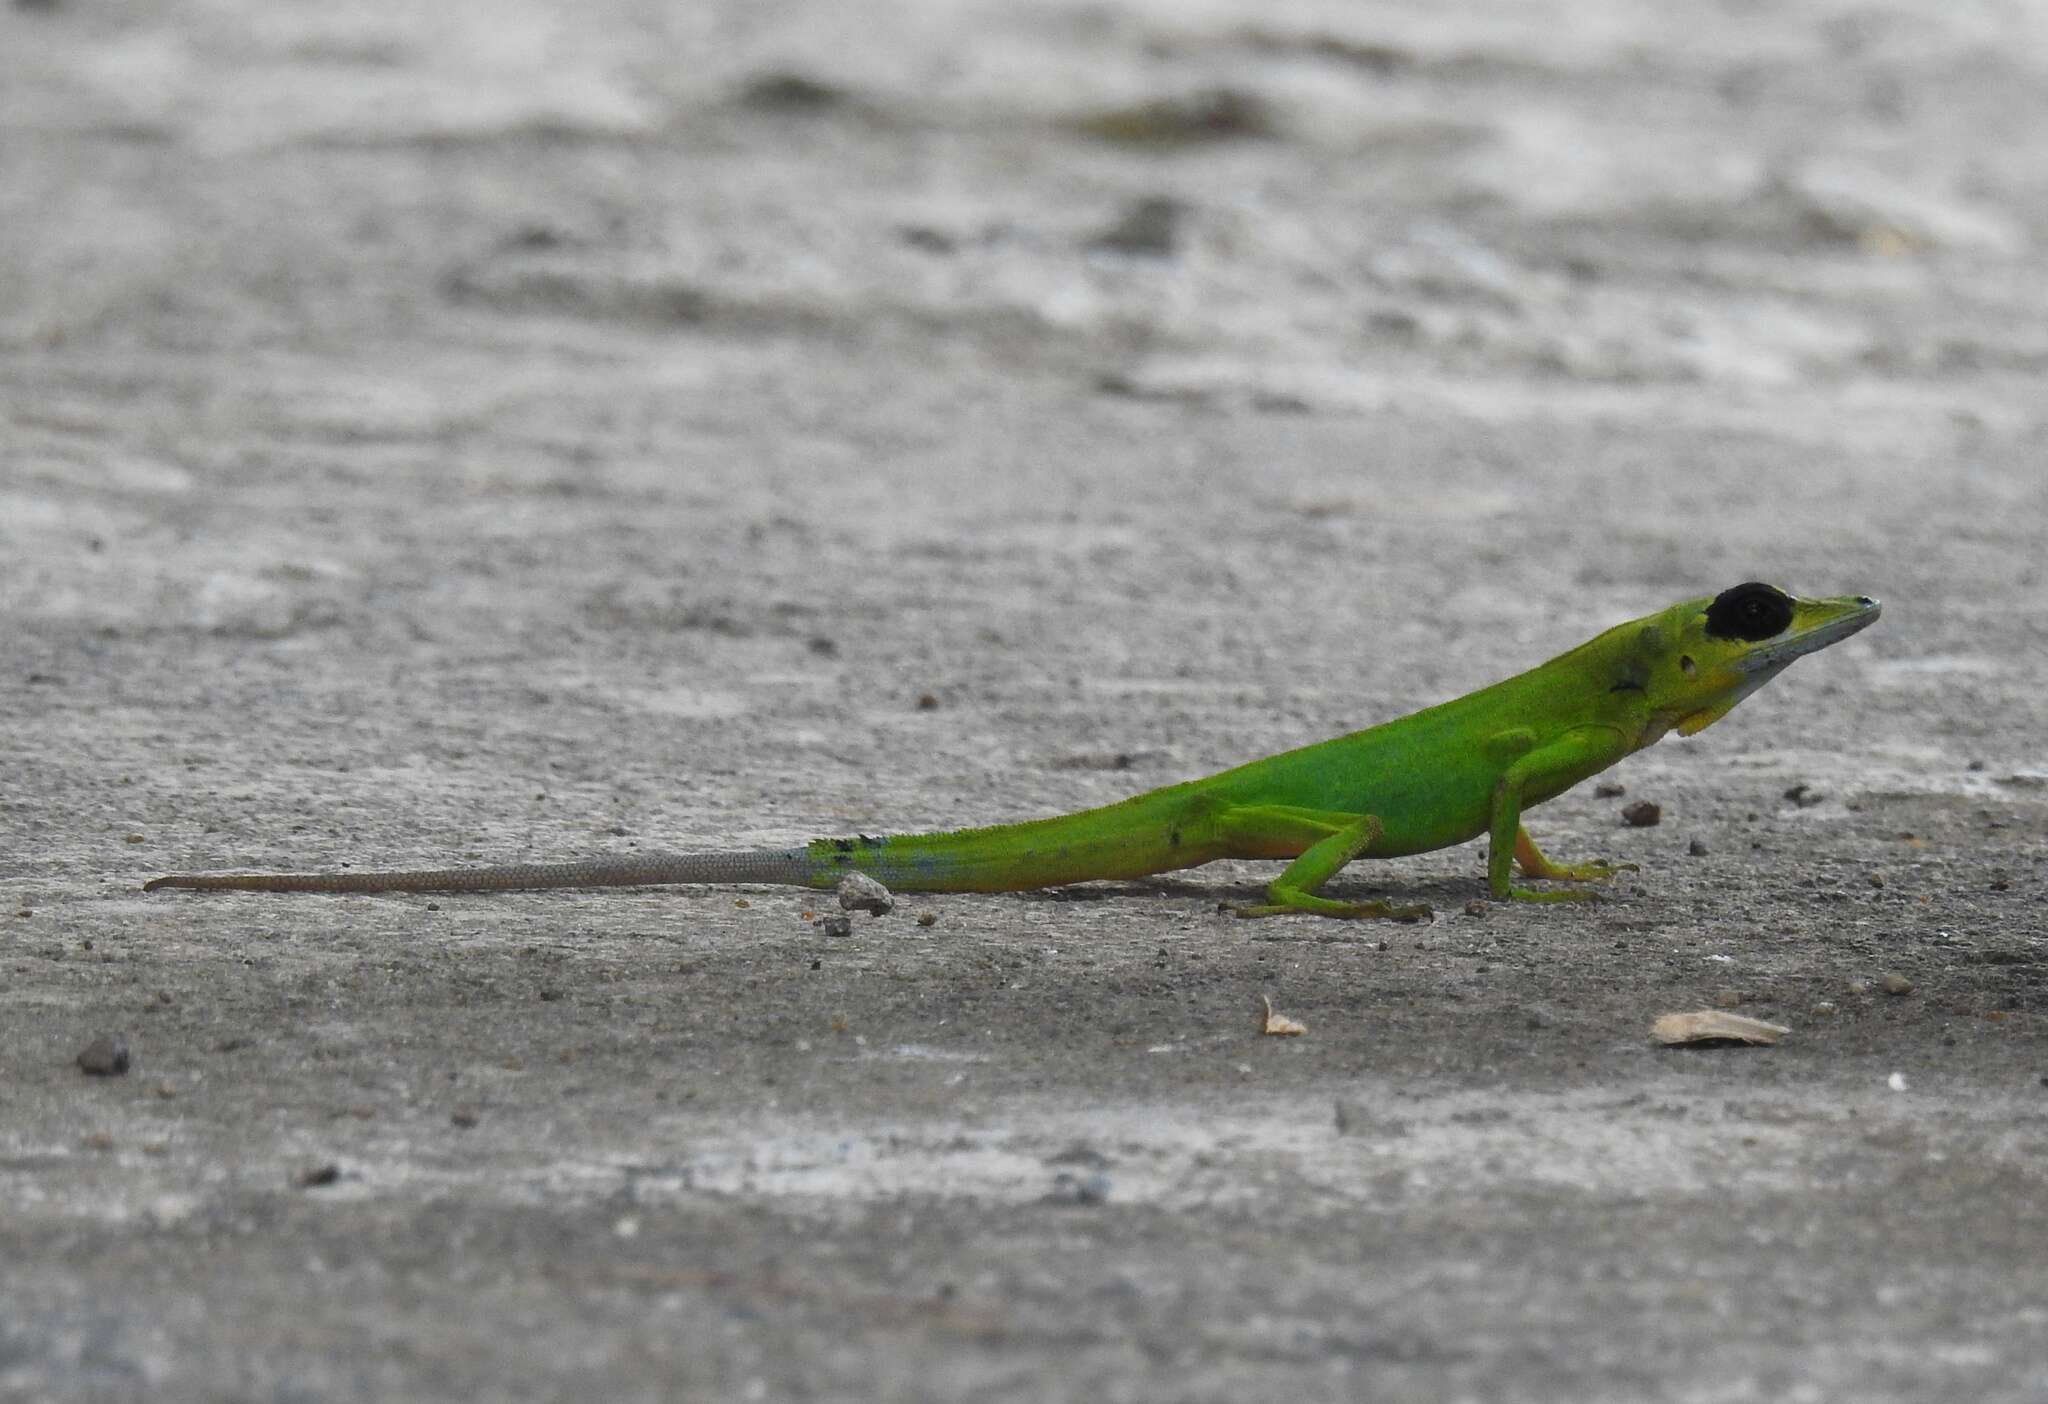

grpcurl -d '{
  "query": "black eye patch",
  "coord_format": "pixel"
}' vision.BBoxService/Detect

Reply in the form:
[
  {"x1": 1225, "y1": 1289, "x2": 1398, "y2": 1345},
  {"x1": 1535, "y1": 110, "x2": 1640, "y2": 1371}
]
[{"x1": 1704, "y1": 582, "x2": 1794, "y2": 642}]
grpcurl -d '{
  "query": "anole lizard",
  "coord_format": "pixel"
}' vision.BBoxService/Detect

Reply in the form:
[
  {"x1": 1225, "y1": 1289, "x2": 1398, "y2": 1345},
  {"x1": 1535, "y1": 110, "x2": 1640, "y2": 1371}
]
[{"x1": 147, "y1": 582, "x2": 1879, "y2": 918}]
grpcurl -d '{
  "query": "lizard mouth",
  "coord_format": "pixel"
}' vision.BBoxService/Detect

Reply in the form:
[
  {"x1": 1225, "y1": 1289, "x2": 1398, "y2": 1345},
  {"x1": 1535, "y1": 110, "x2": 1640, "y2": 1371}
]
[{"x1": 1733, "y1": 597, "x2": 1881, "y2": 675}]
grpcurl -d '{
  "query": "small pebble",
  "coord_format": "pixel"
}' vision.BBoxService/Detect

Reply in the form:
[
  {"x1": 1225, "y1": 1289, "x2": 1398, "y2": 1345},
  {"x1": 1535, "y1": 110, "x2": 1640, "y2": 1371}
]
[
  {"x1": 819, "y1": 913, "x2": 854, "y2": 938},
  {"x1": 836, "y1": 872, "x2": 895, "y2": 916},
  {"x1": 916, "y1": 912, "x2": 937, "y2": 927},
  {"x1": 1783, "y1": 783, "x2": 1823, "y2": 808},
  {"x1": 450, "y1": 1107, "x2": 480, "y2": 1128},
  {"x1": 1879, "y1": 972, "x2": 1913, "y2": 996},
  {"x1": 294, "y1": 1163, "x2": 341, "y2": 1189},
  {"x1": 1713, "y1": 989, "x2": 1745, "y2": 1009},
  {"x1": 1868, "y1": 872, "x2": 1886, "y2": 889},
  {"x1": 1688, "y1": 838, "x2": 1710, "y2": 857},
  {"x1": 1594, "y1": 781, "x2": 1626, "y2": 798},
  {"x1": 1622, "y1": 800, "x2": 1662, "y2": 827},
  {"x1": 76, "y1": 1035, "x2": 131, "y2": 1076},
  {"x1": 1462, "y1": 899, "x2": 1488, "y2": 918}
]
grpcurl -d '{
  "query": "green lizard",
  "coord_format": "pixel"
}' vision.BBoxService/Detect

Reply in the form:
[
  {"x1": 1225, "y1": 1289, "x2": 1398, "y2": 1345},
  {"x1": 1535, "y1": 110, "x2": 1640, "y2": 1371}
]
[{"x1": 147, "y1": 582, "x2": 1879, "y2": 919}]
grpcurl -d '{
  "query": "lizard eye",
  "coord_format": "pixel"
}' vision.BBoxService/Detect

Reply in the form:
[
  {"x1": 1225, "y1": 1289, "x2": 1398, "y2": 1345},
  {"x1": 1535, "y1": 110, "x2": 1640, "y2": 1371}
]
[{"x1": 1704, "y1": 582, "x2": 1793, "y2": 642}]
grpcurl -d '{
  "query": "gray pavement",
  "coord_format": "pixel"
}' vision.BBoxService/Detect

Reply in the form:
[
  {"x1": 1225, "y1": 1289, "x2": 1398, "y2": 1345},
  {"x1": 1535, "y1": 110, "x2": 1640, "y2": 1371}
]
[{"x1": 4, "y1": 2, "x2": 2047, "y2": 1400}]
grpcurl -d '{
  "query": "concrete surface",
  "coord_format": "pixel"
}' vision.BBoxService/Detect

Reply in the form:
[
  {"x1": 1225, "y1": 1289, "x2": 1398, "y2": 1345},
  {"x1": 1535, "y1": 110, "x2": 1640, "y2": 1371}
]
[{"x1": 4, "y1": 1, "x2": 2047, "y2": 1400}]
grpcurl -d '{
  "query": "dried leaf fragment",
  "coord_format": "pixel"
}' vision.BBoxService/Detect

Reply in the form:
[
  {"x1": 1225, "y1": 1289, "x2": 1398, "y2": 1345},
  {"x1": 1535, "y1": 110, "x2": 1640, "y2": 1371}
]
[
  {"x1": 1258, "y1": 994, "x2": 1307, "y2": 1037},
  {"x1": 1651, "y1": 1010, "x2": 1790, "y2": 1046}
]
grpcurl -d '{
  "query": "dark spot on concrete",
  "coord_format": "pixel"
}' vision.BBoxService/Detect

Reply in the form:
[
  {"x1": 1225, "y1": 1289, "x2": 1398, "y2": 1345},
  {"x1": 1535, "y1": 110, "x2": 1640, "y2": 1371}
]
[
  {"x1": 1071, "y1": 89, "x2": 1277, "y2": 147},
  {"x1": 736, "y1": 72, "x2": 850, "y2": 112},
  {"x1": 1087, "y1": 196, "x2": 1187, "y2": 257},
  {"x1": 1046, "y1": 1143, "x2": 1111, "y2": 1169}
]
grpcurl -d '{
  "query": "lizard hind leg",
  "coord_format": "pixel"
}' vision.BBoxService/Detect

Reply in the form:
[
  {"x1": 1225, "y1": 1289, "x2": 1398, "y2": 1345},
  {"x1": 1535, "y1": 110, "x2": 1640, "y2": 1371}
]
[{"x1": 1219, "y1": 806, "x2": 1432, "y2": 922}]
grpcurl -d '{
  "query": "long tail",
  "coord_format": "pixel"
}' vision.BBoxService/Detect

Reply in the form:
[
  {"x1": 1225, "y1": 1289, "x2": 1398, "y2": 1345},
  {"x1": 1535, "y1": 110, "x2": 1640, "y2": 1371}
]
[
  {"x1": 145, "y1": 786, "x2": 1222, "y2": 897},
  {"x1": 143, "y1": 848, "x2": 821, "y2": 895}
]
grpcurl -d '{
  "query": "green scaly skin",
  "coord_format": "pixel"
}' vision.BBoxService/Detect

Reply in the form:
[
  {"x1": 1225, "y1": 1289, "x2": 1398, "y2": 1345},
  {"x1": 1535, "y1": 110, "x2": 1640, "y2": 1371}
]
[{"x1": 146, "y1": 583, "x2": 1880, "y2": 919}]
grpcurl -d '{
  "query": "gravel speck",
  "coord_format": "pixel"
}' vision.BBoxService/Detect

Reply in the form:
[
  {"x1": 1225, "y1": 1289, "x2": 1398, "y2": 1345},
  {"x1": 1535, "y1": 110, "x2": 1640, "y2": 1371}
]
[{"x1": 76, "y1": 1035, "x2": 131, "y2": 1076}]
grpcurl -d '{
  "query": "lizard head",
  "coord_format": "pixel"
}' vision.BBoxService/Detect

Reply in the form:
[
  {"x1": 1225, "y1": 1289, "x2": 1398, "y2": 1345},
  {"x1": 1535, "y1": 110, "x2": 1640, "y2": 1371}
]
[{"x1": 1622, "y1": 582, "x2": 1881, "y2": 741}]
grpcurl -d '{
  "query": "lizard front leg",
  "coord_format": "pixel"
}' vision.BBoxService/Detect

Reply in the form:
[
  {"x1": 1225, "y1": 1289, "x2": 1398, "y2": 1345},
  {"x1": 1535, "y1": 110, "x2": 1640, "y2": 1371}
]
[
  {"x1": 1513, "y1": 825, "x2": 1638, "y2": 885},
  {"x1": 1488, "y1": 729, "x2": 1632, "y2": 904}
]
